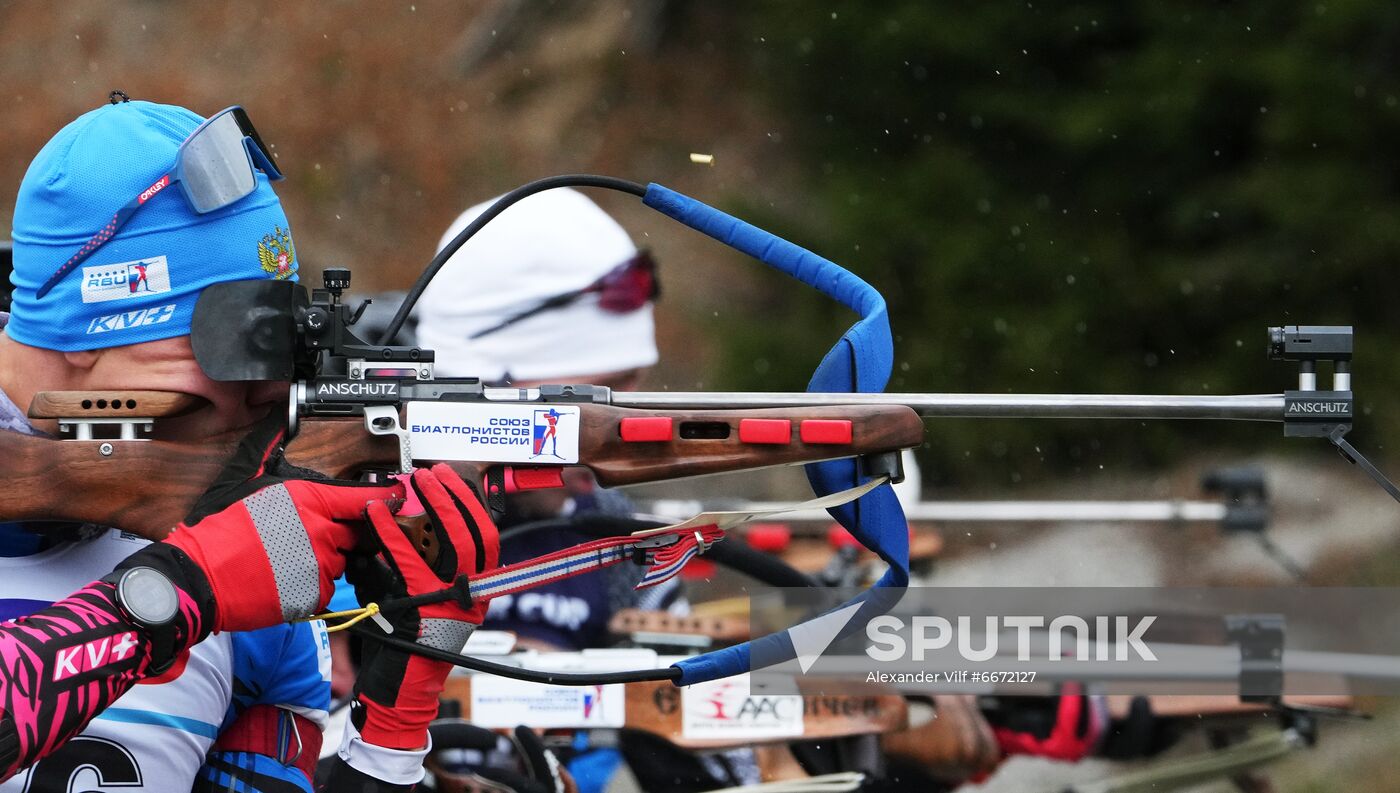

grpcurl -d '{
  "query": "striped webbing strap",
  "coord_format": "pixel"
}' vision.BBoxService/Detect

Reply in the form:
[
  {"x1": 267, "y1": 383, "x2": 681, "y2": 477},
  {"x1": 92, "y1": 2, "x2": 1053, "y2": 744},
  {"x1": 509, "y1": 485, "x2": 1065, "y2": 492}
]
[
  {"x1": 466, "y1": 525, "x2": 725, "y2": 601},
  {"x1": 464, "y1": 478, "x2": 882, "y2": 602}
]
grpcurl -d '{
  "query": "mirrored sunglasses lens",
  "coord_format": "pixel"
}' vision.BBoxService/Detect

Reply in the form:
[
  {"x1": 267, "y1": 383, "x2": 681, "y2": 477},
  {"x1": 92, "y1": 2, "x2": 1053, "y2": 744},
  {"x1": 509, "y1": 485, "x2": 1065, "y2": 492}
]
[
  {"x1": 233, "y1": 108, "x2": 282, "y2": 178},
  {"x1": 180, "y1": 111, "x2": 257, "y2": 213},
  {"x1": 597, "y1": 262, "x2": 655, "y2": 312}
]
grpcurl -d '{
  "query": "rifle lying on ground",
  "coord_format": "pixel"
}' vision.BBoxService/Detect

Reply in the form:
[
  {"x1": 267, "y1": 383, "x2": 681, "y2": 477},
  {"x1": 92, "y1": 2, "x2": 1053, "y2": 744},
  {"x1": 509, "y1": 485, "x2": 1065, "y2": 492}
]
[
  {"x1": 609, "y1": 609, "x2": 755, "y2": 647},
  {"x1": 438, "y1": 672, "x2": 907, "y2": 750},
  {"x1": 1104, "y1": 694, "x2": 1352, "y2": 719}
]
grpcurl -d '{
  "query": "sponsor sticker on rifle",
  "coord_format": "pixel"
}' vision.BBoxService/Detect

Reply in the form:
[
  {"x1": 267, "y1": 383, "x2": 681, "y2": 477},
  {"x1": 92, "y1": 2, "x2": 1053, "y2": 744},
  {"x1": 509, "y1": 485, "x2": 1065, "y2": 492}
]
[
  {"x1": 681, "y1": 675, "x2": 804, "y2": 740},
  {"x1": 469, "y1": 677, "x2": 624, "y2": 728},
  {"x1": 407, "y1": 402, "x2": 581, "y2": 464}
]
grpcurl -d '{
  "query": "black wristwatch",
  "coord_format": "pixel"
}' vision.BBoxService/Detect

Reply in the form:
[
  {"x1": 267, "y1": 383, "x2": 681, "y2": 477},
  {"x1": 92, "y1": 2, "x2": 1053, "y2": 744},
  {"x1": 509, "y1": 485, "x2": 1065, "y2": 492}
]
[{"x1": 105, "y1": 566, "x2": 182, "y2": 674}]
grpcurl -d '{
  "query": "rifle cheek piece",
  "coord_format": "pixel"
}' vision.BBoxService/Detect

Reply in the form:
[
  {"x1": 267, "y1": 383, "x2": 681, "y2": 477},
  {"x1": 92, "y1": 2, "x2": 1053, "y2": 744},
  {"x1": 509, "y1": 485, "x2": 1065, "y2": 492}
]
[{"x1": 191, "y1": 280, "x2": 307, "y2": 382}]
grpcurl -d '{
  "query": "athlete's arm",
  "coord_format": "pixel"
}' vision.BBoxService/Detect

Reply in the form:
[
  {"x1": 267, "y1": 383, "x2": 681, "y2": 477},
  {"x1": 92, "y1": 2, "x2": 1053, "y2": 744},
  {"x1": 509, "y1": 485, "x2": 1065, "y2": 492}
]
[
  {"x1": 0, "y1": 420, "x2": 402, "y2": 779},
  {"x1": 0, "y1": 551, "x2": 207, "y2": 780}
]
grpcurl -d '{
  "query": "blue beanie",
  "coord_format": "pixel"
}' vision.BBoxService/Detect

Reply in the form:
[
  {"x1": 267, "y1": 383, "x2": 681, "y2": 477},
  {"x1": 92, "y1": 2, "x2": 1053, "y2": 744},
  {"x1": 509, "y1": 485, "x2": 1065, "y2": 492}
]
[{"x1": 8, "y1": 100, "x2": 298, "y2": 351}]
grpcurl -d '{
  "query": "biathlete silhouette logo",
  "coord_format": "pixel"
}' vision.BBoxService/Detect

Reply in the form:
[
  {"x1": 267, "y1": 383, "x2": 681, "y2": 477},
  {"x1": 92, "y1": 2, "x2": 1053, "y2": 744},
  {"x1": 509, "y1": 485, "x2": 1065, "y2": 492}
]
[
  {"x1": 126, "y1": 262, "x2": 150, "y2": 294},
  {"x1": 531, "y1": 408, "x2": 565, "y2": 459},
  {"x1": 582, "y1": 685, "x2": 604, "y2": 720}
]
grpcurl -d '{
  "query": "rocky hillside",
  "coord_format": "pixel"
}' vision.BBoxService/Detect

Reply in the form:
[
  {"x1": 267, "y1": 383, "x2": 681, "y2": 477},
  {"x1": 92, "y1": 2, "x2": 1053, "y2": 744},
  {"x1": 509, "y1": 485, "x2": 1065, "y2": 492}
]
[{"x1": 0, "y1": 0, "x2": 799, "y2": 388}]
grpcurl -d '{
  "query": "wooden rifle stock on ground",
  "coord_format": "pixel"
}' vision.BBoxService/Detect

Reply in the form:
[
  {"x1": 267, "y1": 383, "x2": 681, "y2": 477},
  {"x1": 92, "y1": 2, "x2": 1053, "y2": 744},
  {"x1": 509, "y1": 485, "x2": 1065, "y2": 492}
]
[
  {"x1": 1105, "y1": 694, "x2": 1355, "y2": 719},
  {"x1": 608, "y1": 608, "x2": 754, "y2": 645},
  {"x1": 439, "y1": 675, "x2": 908, "y2": 750},
  {"x1": 1, "y1": 390, "x2": 924, "y2": 542}
]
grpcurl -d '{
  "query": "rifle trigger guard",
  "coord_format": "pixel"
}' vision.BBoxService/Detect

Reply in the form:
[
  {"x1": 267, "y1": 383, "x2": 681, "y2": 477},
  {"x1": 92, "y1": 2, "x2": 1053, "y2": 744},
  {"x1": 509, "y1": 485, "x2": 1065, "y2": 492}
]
[{"x1": 364, "y1": 405, "x2": 413, "y2": 474}]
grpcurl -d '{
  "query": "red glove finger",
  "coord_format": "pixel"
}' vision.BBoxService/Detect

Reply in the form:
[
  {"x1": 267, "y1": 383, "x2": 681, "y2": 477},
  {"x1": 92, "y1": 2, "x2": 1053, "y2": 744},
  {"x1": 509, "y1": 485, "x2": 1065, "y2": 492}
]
[
  {"x1": 413, "y1": 464, "x2": 499, "y2": 581},
  {"x1": 994, "y1": 686, "x2": 1107, "y2": 762},
  {"x1": 165, "y1": 477, "x2": 403, "y2": 632},
  {"x1": 372, "y1": 464, "x2": 500, "y2": 625}
]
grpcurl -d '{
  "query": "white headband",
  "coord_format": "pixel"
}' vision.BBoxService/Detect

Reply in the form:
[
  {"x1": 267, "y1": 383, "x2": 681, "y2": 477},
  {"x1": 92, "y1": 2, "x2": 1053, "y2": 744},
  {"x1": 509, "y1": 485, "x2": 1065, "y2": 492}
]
[{"x1": 417, "y1": 188, "x2": 658, "y2": 381}]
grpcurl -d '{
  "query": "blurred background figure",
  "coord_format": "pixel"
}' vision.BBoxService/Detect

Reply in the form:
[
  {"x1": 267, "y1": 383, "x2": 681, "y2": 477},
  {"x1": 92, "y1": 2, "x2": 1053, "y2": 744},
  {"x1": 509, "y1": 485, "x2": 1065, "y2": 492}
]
[
  {"x1": 328, "y1": 188, "x2": 664, "y2": 690},
  {"x1": 421, "y1": 187, "x2": 658, "y2": 391},
  {"x1": 419, "y1": 186, "x2": 674, "y2": 651},
  {"x1": 346, "y1": 188, "x2": 687, "y2": 793}
]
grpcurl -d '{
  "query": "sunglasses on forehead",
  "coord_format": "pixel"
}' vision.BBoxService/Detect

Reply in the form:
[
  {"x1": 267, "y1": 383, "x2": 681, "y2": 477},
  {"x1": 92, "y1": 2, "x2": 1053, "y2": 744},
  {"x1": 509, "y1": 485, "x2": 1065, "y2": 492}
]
[
  {"x1": 36, "y1": 105, "x2": 283, "y2": 299},
  {"x1": 470, "y1": 250, "x2": 659, "y2": 340}
]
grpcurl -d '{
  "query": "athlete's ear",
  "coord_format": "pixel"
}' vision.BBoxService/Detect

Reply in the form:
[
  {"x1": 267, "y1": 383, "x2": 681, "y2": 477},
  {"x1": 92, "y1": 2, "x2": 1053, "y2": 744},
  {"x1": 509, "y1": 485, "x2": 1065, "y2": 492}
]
[{"x1": 62, "y1": 349, "x2": 101, "y2": 372}]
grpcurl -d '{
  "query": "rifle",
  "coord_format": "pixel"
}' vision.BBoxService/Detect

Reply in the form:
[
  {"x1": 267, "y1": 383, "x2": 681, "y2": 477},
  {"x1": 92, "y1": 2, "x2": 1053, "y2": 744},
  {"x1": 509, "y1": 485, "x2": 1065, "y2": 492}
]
[
  {"x1": 8, "y1": 386, "x2": 921, "y2": 541},
  {"x1": 9, "y1": 174, "x2": 1384, "y2": 516},
  {"x1": 5, "y1": 315, "x2": 1385, "y2": 538}
]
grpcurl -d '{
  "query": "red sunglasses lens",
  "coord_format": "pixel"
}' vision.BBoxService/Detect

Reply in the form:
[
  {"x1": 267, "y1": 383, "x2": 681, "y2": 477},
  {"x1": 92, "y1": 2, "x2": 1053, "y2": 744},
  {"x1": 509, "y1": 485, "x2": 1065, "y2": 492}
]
[{"x1": 596, "y1": 256, "x2": 657, "y2": 313}]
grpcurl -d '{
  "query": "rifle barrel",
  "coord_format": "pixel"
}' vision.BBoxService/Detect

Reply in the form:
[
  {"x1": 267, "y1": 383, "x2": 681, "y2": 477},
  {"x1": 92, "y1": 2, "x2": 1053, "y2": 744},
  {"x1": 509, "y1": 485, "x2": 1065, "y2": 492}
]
[{"x1": 611, "y1": 392, "x2": 1286, "y2": 421}]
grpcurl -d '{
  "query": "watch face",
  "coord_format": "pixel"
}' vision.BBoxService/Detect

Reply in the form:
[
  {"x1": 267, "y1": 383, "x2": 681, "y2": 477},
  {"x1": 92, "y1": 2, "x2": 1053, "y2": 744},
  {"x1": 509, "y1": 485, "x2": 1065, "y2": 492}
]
[{"x1": 119, "y1": 567, "x2": 179, "y2": 626}]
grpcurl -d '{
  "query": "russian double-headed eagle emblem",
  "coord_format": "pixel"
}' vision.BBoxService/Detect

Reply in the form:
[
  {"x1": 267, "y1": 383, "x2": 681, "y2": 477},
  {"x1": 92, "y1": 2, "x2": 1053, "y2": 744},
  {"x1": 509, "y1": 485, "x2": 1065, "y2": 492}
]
[{"x1": 257, "y1": 225, "x2": 298, "y2": 280}]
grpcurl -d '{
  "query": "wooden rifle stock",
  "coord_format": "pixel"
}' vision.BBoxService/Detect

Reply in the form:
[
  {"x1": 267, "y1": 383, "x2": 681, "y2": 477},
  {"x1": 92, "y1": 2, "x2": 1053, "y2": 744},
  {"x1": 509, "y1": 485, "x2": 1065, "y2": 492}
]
[
  {"x1": 4, "y1": 392, "x2": 923, "y2": 542},
  {"x1": 282, "y1": 404, "x2": 922, "y2": 487},
  {"x1": 0, "y1": 430, "x2": 238, "y2": 537},
  {"x1": 570, "y1": 405, "x2": 923, "y2": 486}
]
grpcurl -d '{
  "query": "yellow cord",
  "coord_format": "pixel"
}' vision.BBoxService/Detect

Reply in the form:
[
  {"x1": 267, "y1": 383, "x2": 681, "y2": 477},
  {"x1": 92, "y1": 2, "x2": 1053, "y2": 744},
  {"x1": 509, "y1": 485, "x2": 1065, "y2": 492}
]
[{"x1": 298, "y1": 602, "x2": 382, "y2": 633}]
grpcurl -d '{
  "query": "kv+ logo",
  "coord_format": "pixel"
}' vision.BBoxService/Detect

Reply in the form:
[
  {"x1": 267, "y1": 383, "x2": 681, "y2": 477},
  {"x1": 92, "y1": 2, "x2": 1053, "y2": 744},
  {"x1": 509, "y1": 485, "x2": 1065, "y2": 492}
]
[{"x1": 86, "y1": 304, "x2": 176, "y2": 334}]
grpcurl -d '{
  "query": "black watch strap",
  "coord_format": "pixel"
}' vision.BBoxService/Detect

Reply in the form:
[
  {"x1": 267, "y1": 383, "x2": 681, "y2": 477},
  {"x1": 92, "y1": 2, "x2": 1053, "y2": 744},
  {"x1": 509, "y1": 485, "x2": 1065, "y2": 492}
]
[{"x1": 101, "y1": 567, "x2": 182, "y2": 675}]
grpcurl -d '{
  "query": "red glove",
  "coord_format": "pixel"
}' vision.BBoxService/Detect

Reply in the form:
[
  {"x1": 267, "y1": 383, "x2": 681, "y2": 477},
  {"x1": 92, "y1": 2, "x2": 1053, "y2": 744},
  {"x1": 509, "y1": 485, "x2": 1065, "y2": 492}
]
[
  {"x1": 160, "y1": 416, "x2": 403, "y2": 633},
  {"x1": 993, "y1": 686, "x2": 1108, "y2": 762},
  {"x1": 345, "y1": 464, "x2": 500, "y2": 751}
]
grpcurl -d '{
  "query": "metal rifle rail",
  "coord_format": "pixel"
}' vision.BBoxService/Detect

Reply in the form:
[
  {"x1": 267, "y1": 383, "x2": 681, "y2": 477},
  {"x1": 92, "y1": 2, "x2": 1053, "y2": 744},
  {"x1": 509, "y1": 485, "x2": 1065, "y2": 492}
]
[
  {"x1": 610, "y1": 391, "x2": 1286, "y2": 421},
  {"x1": 646, "y1": 498, "x2": 1230, "y2": 525},
  {"x1": 814, "y1": 643, "x2": 1400, "y2": 688}
]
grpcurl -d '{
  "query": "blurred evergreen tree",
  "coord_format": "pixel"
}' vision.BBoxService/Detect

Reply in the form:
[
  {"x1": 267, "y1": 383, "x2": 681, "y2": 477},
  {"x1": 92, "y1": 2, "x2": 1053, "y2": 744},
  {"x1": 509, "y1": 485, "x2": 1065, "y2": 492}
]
[{"x1": 722, "y1": 2, "x2": 1400, "y2": 486}]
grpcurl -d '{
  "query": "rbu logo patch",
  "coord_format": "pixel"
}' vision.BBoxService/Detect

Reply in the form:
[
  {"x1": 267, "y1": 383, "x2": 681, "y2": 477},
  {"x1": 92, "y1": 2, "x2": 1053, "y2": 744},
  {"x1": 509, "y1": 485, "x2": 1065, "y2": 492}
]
[
  {"x1": 80, "y1": 256, "x2": 172, "y2": 304},
  {"x1": 86, "y1": 304, "x2": 176, "y2": 335}
]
